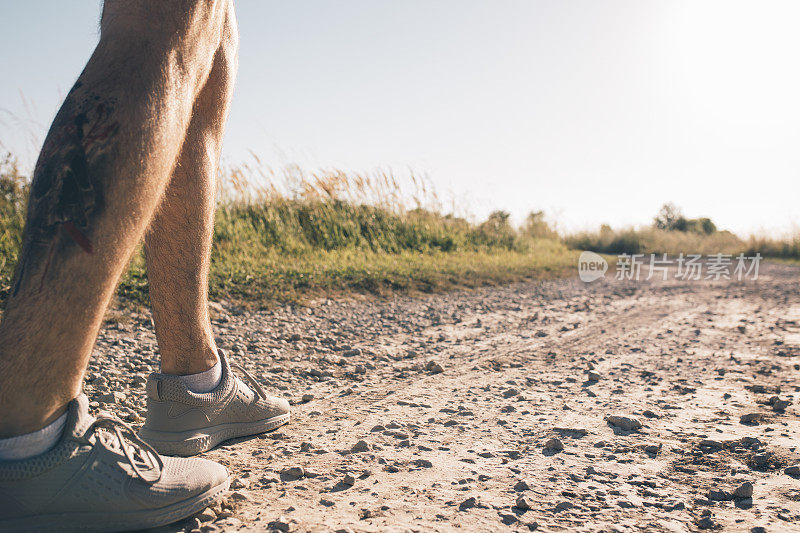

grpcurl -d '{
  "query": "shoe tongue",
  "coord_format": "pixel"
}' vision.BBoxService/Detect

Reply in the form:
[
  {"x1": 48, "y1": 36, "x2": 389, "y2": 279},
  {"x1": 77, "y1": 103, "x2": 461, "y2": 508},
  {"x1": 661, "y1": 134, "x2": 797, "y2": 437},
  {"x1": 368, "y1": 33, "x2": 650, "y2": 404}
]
[{"x1": 65, "y1": 393, "x2": 97, "y2": 440}]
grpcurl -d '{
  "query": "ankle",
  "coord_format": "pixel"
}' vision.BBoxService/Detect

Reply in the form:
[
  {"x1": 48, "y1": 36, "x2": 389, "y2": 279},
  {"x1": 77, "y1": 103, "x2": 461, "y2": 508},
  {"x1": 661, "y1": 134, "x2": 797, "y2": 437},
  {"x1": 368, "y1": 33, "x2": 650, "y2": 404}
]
[
  {"x1": 0, "y1": 403, "x2": 69, "y2": 439},
  {"x1": 0, "y1": 410, "x2": 68, "y2": 460},
  {"x1": 159, "y1": 345, "x2": 219, "y2": 376}
]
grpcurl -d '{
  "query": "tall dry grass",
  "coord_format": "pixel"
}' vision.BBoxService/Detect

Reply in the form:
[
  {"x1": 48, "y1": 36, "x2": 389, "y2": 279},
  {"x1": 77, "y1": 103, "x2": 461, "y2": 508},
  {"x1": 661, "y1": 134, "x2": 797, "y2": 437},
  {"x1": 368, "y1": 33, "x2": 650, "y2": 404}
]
[{"x1": 0, "y1": 153, "x2": 574, "y2": 304}]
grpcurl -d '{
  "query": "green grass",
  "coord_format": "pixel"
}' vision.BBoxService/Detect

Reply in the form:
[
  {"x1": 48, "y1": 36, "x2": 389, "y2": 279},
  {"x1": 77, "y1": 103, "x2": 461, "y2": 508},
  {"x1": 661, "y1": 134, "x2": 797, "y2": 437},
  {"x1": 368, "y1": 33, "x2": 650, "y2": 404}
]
[{"x1": 0, "y1": 154, "x2": 577, "y2": 307}]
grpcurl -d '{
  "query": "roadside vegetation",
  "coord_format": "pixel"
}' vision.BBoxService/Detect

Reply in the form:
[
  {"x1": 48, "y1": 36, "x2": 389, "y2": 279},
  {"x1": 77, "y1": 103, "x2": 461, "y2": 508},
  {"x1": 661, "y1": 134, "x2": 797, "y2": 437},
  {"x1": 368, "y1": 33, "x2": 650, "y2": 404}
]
[
  {"x1": 0, "y1": 154, "x2": 575, "y2": 306},
  {"x1": 1, "y1": 154, "x2": 796, "y2": 307},
  {"x1": 566, "y1": 202, "x2": 800, "y2": 259}
]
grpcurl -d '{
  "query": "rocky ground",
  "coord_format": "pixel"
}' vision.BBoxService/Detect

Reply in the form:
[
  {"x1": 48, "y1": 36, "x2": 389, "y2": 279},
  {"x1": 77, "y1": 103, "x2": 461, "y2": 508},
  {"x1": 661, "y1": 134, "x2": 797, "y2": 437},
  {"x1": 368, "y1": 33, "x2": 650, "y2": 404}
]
[{"x1": 84, "y1": 262, "x2": 800, "y2": 532}]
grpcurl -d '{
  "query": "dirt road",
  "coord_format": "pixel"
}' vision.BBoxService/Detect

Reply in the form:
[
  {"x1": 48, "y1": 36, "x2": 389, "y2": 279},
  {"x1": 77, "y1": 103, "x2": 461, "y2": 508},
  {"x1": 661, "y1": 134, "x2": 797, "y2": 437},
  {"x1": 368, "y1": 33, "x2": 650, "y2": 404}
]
[{"x1": 86, "y1": 262, "x2": 800, "y2": 532}]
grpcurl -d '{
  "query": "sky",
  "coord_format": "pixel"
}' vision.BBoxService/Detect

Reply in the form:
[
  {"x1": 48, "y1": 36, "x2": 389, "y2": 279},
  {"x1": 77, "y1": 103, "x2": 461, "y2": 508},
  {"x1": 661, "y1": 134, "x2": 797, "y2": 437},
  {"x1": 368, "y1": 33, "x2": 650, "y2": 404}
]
[{"x1": 1, "y1": 1, "x2": 798, "y2": 235}]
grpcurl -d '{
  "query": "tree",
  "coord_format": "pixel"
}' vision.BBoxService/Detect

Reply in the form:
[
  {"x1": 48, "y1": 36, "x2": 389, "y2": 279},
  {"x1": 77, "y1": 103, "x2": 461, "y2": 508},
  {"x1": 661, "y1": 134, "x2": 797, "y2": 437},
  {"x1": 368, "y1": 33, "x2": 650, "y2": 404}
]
[{"x1": 654, "y1": 203, "x2": 683, "y2": 231}]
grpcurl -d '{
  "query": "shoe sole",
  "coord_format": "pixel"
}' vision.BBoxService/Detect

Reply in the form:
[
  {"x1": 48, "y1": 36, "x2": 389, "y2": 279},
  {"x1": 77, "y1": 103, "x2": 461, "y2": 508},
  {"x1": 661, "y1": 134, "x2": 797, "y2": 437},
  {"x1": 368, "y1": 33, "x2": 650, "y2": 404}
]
[
  {"x1": 139, "y1": 412, "x2": 290, "y2": 457},
  {"x1": 0, "y1": 475, "x2": 230, "y2": 532}
]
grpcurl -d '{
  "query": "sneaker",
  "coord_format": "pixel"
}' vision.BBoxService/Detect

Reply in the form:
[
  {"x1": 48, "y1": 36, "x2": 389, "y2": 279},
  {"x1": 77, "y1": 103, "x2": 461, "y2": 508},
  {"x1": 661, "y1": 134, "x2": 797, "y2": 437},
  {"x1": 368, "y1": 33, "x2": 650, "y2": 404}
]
[
  {"x1": 0, "y1": 394, "x2": 229, "y2": 532},
  {"x1": 139, "y1": 349, "x2": 290, "y2": 456}
]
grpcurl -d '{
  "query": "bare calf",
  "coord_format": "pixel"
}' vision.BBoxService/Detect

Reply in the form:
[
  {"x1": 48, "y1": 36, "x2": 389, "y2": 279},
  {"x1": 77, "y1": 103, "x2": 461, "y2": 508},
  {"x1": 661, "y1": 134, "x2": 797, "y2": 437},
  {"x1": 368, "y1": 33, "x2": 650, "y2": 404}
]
[{"x1": 0, "y1": 0, "x2": 237, "y2": 436}]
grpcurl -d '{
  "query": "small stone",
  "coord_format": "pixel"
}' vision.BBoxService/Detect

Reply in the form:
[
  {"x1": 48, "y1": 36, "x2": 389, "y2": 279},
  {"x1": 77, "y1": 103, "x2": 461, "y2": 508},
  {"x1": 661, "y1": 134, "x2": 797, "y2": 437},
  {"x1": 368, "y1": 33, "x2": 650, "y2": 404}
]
[
  {"x1": 371, "y1": 424, "x2": 385, "y2": 432},
  {"x1": 707, "y1": 489, "x2": 732, "y2": 501},
  {"x1": 282, "y1": 466, "x2": 305, "y2": 478},
  {"x1": 734, "y1": 482, "x2": 753, "y2": 499},
  {"x1": 499, "y1": 512, "x2": 518, "y2": 525},
  {"x1": 351, "y1": 440, "x2": 371, "y2": 453},
  {"x1": 300, "y1": 441, "x2": 313, "y2": 452},
  {"x1": 97, "y1": 391, "x2": 125, "y2": 404},
  {"x1": 752, "y1": 453, "x2": 770, "y2": 467},
  {"x1": 605, "y1": 415, "x2": 642, "y2": 431},
  {"x1": 426, "y1": 361, "x2": 444, "y2": 374},
  {"x1": 740, "y1": 412, "x2": 763, "y2": 424},
  {"x1": 342, "y1": 348, "x2": 361, "y2": 357},
  {"x1": 197, "y1": 508, "x2": 216, "y2": 522},
  {"x1": 543, "y1": 438, "x2": 564, "y2": 452},
  {"x1": 301, "y1": 394, "x2": 315, "y2": 403},
  {"x1": 228, "y1": 490, "x2": 251, "y2": 502},
  {"x1": 697, "y1": 516, "x2": 715, "y2": 530},
  {"x1": 516, "y1": 495, "x2": 533, "y2": 510},
  {"x1": 503, "y1": 388, "x2": 519, "y2": 399},
  {"x1": 459, "y1": 496, "x2": 478, "y2": 511},
  {"x1": 587, "y1": 370, "x2": 601, "y2": 382},
  {"x1": 514, "y1": 479, "x2": 532, "y2": 492},
  {"x1": 784, "y1": 465, "x2": 800, "y2": 476},
  {"x1": 342, "y1": 473, "x2": 356, "y2": 486},
  {"x1": 554, "y1": 501, "x2": 573, "y2": 512},
  {"x1": 770, "y1": 397, "x2": 791, "y2": 411},
  {"x1": 267, "y1": 515, "x2": 291, "y2": 532},
  {"x1": 699, "y1": 439, "x2": 723, "y2": 449},
  {"x1": 230, "y1": 477, "x2": 250, "y2": 489},
  {"x1": 643, "y1": 444, "x2": 661, "y2": 455}
]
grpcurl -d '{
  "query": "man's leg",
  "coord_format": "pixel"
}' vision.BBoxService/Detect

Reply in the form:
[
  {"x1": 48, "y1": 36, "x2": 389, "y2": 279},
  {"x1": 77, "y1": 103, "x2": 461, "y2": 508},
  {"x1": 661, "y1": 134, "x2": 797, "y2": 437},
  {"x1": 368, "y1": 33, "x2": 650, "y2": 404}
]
[
  {"x1": 0, "y1": 0, "x2": 228, "y2": 437},
  {"x1": 145, "y1": 7, "x2": 238, "y2": 378},
  {"x1": 137, "y1": 4, "x2": 290, "y2": 458}
]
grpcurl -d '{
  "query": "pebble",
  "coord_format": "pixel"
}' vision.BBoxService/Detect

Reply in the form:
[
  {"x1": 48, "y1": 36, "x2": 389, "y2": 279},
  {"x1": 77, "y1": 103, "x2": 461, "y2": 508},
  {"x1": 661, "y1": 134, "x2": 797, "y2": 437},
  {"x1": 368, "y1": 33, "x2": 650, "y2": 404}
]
[
  {"x1": 426, "y1": 361, "x2": 444, "y2": 374},
  {"x1": 734, "y1": 482, "x2": 753, "y2": 499},
  {"x1": 267, "y1": 515, "x2": 291, "y2": 532},
  {"x1": 301, "y1": 393, "x2": 315, "y2": 403},
  {"x1": 516, "y1": 494, "x2": 533, "y2": 510},
  {"x1": 342, "y1": 473, "x2": 356, "y2": 486},
  {"x1": 514, "y1": 479, "x2": 532, "y2": 492},
  {"x1": 605, "y1": 415, "x2": 642, "y2": 431},
  {"x1": 707, "y1": 489, "x2": 731, "y2": 501},
  {"x1": 351, "y1": 440, "x2": 371, "y2": 453},
  {"x1": 554, "y1": 501, "x2": 573, "y2": 512},
  {"x1": 228, "y1": 490, "x2": 251, "y2": 502},
  {"x1": 459, "y1": 496, "x2": 478, "y2": 510},
  {"x1": 785, "y1": 465, "x2": 800, "y2": 476},
  {"x1": 587, "y1": 370, "x2": 601, "y2": 382},
  {"x1": 197, "y1": 508, "x2": 216, "y2": 522},
  {"x1": 740, "y1": 413, "x2": 762, "y2": 424},
  {"x1": 283, "y1": 466, "x2": 305, "y2": 478},
  {"x1": 697, "y1": 516, "x2": 715, "y2": 530},
  {"x1": 543, "y1": 437, "x2": 564, "y2": 452},
  {"x1": 97, "y1": 391, "x2": 126, "y2": 404}
]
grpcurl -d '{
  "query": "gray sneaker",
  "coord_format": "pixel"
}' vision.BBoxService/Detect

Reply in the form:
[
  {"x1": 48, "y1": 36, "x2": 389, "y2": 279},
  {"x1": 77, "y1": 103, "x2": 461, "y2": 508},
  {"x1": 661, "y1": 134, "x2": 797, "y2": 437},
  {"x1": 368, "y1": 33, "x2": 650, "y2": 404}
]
[
  {"x1": 139, "y1": 349, "x2": 290, "y2": 456},
  {"x1": 0, "y1": 394, "x2": 229, "y2": 532}
]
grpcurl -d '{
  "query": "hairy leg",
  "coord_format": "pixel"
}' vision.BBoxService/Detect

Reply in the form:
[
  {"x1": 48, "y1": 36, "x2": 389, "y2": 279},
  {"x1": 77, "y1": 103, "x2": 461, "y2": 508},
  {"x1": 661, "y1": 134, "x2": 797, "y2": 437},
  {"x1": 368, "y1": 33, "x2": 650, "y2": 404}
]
[
  {"x1": 145, "y1": 4, "x2": 238, "y2": 375},
  {"x1": 0, "y1": 0, "x2": 230, "y2": 436}
]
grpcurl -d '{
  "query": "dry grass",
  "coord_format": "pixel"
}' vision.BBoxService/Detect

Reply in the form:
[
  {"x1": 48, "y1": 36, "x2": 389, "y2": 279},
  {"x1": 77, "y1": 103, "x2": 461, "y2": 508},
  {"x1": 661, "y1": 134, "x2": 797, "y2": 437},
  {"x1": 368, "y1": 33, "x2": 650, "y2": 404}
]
[{"x1": 0, "y1": 153, "x2": 576, "y2": 306}]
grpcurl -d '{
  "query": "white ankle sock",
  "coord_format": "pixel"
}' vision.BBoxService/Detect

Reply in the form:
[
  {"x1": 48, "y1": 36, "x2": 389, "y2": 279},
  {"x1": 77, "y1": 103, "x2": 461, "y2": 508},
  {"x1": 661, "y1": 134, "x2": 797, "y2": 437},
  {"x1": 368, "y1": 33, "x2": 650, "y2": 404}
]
[
  {"x1": 176, "y1": 360, "x2": 222, "y2": 393},
  {"x1": 0, "y1": 412, "x2": 68, "y2": 461}
]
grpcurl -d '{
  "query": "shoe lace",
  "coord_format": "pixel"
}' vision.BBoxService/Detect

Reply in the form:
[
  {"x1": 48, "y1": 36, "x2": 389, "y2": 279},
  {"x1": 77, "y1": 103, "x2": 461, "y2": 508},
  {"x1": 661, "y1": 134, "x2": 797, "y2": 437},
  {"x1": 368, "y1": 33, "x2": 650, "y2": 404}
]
[
  {"x1": 74, "y1": 415, "x2": 163, "y2": 484},
  {"x1": 232, "y1": 363, "x2": 267, "y2": 400}
]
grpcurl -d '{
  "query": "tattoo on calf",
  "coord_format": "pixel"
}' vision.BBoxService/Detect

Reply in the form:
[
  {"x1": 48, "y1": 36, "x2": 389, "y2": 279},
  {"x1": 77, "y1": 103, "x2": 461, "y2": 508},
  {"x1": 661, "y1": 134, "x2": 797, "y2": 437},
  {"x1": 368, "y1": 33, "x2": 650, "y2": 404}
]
[{"x1": 12, "y1": 84, "x2": 120, "y2": 295}]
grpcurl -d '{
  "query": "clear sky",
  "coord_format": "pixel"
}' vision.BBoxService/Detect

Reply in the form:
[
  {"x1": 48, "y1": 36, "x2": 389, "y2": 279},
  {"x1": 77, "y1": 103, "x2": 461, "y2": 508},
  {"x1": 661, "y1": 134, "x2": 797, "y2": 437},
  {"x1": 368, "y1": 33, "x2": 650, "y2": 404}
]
[{"x1": 1, "y1": 1, "x2": 798, "y2": 235}]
